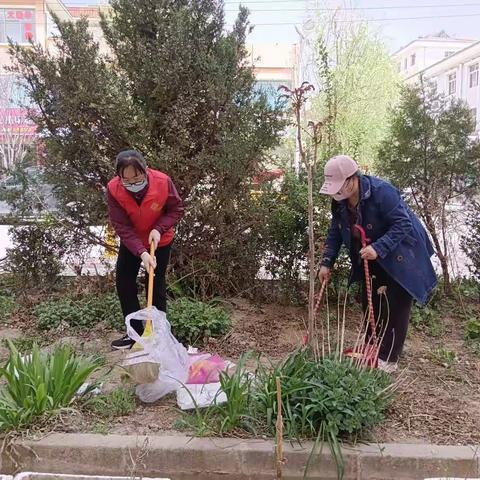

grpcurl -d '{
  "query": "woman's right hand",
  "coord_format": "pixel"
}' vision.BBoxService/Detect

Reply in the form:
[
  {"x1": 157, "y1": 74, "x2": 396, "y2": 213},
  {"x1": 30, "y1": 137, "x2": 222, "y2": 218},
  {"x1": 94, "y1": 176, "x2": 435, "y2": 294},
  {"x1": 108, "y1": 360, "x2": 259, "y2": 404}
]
[
  {"x1": 318, "y1": 266, "x2": 331, "y2": 285},
  {"x1": 141, "y1": 251, "x2": 157, "y2": 271}
]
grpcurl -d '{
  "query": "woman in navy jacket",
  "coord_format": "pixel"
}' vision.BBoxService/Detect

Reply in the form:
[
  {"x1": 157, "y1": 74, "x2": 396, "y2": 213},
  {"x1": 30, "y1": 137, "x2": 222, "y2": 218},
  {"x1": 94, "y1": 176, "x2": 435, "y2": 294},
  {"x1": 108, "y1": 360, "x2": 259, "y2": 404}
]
[{"x1": 319, "y1": 155, "x2": 437, "y2": 372}]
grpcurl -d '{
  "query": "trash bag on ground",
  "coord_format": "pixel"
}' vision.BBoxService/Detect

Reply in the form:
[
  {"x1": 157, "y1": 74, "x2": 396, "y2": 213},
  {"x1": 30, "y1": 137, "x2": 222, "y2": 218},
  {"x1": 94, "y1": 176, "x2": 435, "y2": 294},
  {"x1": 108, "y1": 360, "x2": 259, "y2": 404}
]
[
  {"x1": 122, "y1": 307, "x2": 190, "y2": 400},
  {"x1": 122, "y1": 307, "x2": 230, "y2": 405}
]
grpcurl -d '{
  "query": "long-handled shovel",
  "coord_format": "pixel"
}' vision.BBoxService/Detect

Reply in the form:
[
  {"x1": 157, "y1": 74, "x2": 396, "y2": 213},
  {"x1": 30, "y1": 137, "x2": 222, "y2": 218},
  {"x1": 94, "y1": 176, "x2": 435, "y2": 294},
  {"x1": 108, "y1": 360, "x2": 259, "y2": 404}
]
[{"x1": 121, "y1": 242, "x2": 160, "y2": 384}]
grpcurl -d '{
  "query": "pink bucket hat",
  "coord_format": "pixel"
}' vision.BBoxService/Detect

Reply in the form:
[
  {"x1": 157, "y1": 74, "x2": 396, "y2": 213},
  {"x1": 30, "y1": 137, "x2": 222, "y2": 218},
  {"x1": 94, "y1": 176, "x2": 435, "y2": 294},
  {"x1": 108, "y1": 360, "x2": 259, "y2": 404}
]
[{"x1": 320, "y1": 155, "x2": 359, "y2": 195}]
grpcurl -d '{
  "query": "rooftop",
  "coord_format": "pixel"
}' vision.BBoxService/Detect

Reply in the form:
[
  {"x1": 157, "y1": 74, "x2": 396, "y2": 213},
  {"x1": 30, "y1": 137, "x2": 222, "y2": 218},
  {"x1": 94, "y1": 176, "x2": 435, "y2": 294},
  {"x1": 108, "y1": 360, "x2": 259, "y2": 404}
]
[{"x1": 393, "y1": 31, "x2": 478, "y2": 56}]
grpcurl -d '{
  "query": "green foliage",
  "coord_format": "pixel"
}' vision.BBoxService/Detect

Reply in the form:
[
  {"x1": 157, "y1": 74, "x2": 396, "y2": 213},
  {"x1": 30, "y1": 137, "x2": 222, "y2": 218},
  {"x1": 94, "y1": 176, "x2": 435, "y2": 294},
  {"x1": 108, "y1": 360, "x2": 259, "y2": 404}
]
[
  {"x1": 453, "y1": 278, "x2": 480, "y2": 301},
  {"x1": 462, "y1": 202, "x2": 480, "y2": 284},
  {"x1": 35, "y1": 292, "x2": 123, "y2": 331},
  {"x1": 168, "y1": 298, "x2": 231, "y2": 346},
  {"x1": 84, "y1": 387, "x2": 136, "y2": 419},
  {"x1": 215, "y1": 355, "x2": 254, "y2": 433},
  {"x1": 2, "y1": 336, "x2": 46, "y2": 354},
  {"x1": 430, "y1": 347, "x2": 457, "y2": 368},
  {"x1": 410, "y1": 305, "x2": 444, "y2": 337},
  {"x1": 9, "y1": 0, "x2": 285, "y2": 297},
  {"x1": 465, "y1": 319, "x2": 480, "y2": 341},
  {"x1": 0, "y1": 294, "x2": 16, "y2": 320},
  {"x1": 377, "y1": 82, "x2": 480, "y2": 291},
  {"x1": 5, "y1": 220, "x2": 67, "y2": 289},
  {"x1": 95, "y1": 292, "x2": 125, "y2": 331},
  {"x1": 185, "y1": 350, "x2": 392, "y2": 479},
  {"x1": 255, "y1": 170, "x2": 334, "y2": 303},
  {"x1": 252, "y1": 350, "x2": 392, "y2": 439},
  {"x1": 312, "y1": 16, "x2": 399, "y2": 167},
  {"x1": 256, "y1": 172, "x2": 309, "y2": 300},
  {"x1": 0, "y1": 158, "x2": 51, "y2": 217},
  {"x1": 378, "y1": 82, "x2": 480, "y2": 194},
  {"x1": 0, "y1": 341, "x2": 101, "y2": 432}
]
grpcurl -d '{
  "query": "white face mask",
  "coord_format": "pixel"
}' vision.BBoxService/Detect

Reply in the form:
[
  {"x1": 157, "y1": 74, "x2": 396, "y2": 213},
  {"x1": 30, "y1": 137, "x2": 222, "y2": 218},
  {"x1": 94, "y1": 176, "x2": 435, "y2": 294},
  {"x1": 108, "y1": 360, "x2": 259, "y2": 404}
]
[
  {"x1": 124, "y1": 178, "x2": 147, "y2": 193},
  {"x1": 332, "y1": 179, "x2": 354, "y2": 202},
  {"x1": 333, "y1": 190, "x2": 350, "y2": 202}
]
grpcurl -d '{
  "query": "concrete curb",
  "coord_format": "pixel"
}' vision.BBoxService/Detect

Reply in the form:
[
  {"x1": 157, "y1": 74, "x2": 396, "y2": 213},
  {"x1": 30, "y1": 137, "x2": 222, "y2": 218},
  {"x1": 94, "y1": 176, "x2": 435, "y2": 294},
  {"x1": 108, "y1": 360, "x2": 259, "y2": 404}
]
[{"x1": 1, "y1": 434, "x2": 479, "y2": 480}]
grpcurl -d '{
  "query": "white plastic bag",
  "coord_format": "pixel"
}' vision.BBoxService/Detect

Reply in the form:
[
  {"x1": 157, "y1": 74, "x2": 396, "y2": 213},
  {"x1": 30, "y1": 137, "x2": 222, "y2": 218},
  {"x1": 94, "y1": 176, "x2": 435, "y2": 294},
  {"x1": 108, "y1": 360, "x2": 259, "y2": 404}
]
[
  {"x1": 176, "y1": 383, "x2": 227, "y2": 410},
  {"x1": 124, "y1": 307, "x2": 190, "y2": 403}
]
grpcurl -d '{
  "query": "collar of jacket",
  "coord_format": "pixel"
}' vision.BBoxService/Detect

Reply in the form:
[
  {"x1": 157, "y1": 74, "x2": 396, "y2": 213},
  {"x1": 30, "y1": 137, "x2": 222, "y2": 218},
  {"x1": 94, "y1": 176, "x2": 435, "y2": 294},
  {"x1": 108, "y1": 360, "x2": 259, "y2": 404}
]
[{"x1": 359, "y1": 174, "x2": 372, "y2": 202}]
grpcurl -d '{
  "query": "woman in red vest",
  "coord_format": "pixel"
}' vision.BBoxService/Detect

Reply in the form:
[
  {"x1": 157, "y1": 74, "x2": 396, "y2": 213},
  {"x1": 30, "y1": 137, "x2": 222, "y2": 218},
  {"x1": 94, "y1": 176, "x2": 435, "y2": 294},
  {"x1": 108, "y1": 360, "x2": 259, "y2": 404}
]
[{"x1": 107, "y1": 150, "x2": 184, "y2": 350}]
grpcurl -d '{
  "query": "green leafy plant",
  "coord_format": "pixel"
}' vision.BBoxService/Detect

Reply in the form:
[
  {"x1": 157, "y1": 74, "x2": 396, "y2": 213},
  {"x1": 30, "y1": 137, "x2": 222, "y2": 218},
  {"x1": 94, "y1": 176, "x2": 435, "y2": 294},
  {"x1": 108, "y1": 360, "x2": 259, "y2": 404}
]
[
  {"x1": 465, "y1": 318, "x2": 480, "y2": 341},
  {"x1": 1, "y1": 336, "x2": 46, "y2": 354},
  {"x1": 0, "y1": 294, "x2": 16, "y2": 320},
  {"x1": 0, "y1": 340, "x2": 101, "y2": 432},
  {"x1": 35, "y1": 292, "x2": 123, "y2": 331},
  {"x1": 84, "y1": 387, "x2": 136, "y2": 419},
  {"x1": 454, "y1": 278, "x2": 480, "y2": 301},
  {"x1": 410, "y1": 305, "x2": 444, "y2": 337},
  {"x1": 35, "y1": 298, "x2": 81, "y2": 330},
  {"x1": 167, "y1": 298, "x2": 231, "y2": 346},
  {"x1": 430, "y1": 347, "x2": 457, "y2": 368},
  {"x1": 253, "y1": 350, "x2": 392, "y2": 438}
]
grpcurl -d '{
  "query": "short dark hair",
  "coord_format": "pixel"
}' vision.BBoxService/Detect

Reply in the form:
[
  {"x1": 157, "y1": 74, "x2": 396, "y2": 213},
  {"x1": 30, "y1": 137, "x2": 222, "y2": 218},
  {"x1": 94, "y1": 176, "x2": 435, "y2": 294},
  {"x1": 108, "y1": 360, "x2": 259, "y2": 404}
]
[{"x1": 115, "y1": 150, "x2": 147, "y2": 177}]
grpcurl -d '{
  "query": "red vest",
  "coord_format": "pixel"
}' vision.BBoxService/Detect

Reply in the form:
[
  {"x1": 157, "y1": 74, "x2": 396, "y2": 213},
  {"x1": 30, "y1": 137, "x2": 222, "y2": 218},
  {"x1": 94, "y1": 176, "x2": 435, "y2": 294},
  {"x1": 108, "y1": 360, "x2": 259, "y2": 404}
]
[{"x1": 107, "y1": 169, "x2": 174, "y2": 249}]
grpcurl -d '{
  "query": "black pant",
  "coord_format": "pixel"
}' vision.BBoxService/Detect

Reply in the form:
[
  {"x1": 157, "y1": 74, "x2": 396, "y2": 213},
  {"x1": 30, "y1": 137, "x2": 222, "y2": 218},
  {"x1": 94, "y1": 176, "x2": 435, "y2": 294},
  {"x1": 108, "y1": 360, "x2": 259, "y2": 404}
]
[
  {"x1": 361, "y1": 262, "x2": 413, "y2": 362},
  {"x1": 116, "y1": 242, "x2": 172, "y2": 336}
]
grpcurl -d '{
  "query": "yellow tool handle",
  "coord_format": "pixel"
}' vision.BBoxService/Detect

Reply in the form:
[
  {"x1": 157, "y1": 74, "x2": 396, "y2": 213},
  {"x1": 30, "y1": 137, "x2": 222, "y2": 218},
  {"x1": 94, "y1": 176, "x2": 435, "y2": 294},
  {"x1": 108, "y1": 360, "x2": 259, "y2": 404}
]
[
  {"x1": 132, "y1": 241, "x2": 156, "y2": 349},
  {"x1": 147, "y1": 241, "x2": 155, "y2": 308}
]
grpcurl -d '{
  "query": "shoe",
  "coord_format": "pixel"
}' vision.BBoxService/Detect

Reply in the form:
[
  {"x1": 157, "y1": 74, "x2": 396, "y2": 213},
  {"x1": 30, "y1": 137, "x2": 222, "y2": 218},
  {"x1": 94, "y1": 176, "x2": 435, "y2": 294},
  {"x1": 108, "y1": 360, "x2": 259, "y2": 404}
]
[
  {"x1": 378, "y1": 358, "x2": 398, "y2": 373},
  {"x1": 111, "y1": 334, "x2": 135, "y2": 350}
]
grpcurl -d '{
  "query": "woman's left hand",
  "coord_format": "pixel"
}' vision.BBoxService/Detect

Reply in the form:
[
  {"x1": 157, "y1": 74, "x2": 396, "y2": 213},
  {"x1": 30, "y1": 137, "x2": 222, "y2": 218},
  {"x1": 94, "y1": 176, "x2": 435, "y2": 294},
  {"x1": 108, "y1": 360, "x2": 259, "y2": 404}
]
[
  {"x1": 149, "y1": 229, "x2": 161, "y2": 249},
  {"x1": 360, "y1": 245, "x2": 378, "y2": 260}
]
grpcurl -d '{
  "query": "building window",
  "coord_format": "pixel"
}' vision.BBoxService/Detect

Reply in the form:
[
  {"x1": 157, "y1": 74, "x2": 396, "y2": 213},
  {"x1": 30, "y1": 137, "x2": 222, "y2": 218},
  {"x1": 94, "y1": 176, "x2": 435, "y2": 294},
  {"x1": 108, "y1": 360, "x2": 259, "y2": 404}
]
[
  {"x1": 255, "y1": 80, "x2": 291, "y2": 107},
  {"x1": 404, "y1": 58, "x2": 407, "y2": 70},
  {"x1": 410, "y1": 54, "x2": 416, "y2": 66},
  {"x1": 397, "y1": 62, "x2": 401, "y2": 73},
  {"x1": 445, "y1": 51, "x2": 454, "y2": 58},
  {"x1": 471, "y1": 108, "x2": 478, "y2": 132},
  {"x1": 0, "y1": 9, "x2": 35, "y2": 43},
  {"x1": 448, "y1": 72, "x2": 456, "y2": 95},
  {"x1": 469, "y1": 63, "x2": 479, "y2": 88}
]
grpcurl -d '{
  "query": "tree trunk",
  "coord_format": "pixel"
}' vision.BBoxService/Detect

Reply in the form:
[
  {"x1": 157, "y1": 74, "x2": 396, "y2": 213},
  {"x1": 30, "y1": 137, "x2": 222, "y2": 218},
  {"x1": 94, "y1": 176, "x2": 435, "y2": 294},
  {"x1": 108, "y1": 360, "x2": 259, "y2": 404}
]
[{"x1": 424, "y1": 211, "x2": 451, "y2": 295}]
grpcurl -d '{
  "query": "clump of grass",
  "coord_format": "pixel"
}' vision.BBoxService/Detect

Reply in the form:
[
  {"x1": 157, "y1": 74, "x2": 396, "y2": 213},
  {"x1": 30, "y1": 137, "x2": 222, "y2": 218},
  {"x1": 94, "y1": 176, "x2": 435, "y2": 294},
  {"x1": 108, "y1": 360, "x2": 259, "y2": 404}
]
[
  {"x1": 0, "y1": 340, "x2": 101, "y2": 432},
  {"x1": 84, "y1": 386, "x2": 136, "y2": 419},
  {"x1": 429, "y1": 346, "x2": 457, "y2": 368}
]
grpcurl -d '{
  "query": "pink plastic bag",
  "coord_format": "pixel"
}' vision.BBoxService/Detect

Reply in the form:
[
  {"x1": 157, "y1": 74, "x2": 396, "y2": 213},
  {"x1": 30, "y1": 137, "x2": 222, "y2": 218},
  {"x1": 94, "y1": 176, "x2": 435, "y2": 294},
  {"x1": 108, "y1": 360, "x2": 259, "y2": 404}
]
[{"x1": 187, "y1": 354, "x2": 226, "y2": 384}]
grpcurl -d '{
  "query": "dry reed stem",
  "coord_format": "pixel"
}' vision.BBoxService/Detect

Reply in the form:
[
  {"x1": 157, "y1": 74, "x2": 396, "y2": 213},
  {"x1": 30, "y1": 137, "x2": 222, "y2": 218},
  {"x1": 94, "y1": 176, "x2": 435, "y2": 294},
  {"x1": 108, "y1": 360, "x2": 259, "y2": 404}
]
[{"x1": 275, "y1": 377, "x2": 284, "y2": 479}]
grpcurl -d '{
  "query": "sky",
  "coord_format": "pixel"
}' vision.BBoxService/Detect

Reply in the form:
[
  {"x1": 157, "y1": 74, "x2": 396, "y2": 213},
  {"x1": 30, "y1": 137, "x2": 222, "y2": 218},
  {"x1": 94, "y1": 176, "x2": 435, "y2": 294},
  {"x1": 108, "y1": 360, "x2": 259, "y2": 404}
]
[{"x1": 63, "y1": 0, "x2": 480, "y2": 53}]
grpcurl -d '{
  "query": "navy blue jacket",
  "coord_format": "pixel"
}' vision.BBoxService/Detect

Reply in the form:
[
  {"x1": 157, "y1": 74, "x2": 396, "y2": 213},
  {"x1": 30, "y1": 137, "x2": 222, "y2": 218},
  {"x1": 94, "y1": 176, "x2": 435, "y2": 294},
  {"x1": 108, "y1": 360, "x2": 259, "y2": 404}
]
[{"x1": 321, "y1": 175, "x2": 437, "y2": 305}]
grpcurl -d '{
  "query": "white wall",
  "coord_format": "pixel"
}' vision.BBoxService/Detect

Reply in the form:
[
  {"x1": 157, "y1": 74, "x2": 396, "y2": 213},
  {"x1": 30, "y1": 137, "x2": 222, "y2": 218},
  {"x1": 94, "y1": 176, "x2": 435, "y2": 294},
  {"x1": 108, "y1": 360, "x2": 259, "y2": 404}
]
[
  {"x1": 394, "y1": 40, "x2": 475, "y2": 78},
  {"x1": 405, "y1": 43, "x2": 480, "y2": 134}
]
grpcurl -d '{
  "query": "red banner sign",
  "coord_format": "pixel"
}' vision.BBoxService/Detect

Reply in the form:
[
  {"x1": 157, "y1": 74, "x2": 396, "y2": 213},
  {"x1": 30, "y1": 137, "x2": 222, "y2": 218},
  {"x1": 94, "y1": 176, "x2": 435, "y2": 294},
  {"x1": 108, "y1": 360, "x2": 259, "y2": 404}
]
[{"x1": 0, "y1": 108, "x2": 37, "y2": 137}]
